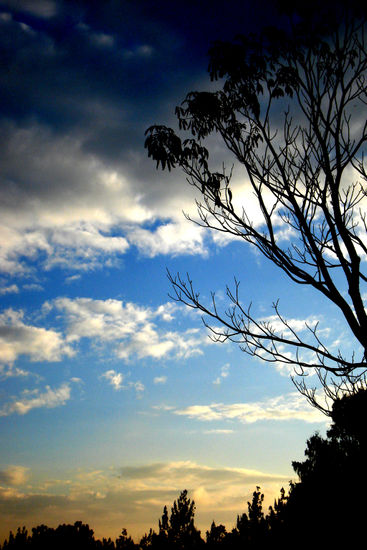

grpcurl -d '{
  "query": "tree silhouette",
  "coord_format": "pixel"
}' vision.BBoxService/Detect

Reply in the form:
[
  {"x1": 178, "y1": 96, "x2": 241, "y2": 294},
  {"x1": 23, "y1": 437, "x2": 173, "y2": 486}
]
[
  {"x1": 205, "y1": 522, "x2": 227, "y2": 550},
  {"x1": 1, "y1": 522, "x2": 100, "y2": 550},
  {"x1": 1, "y1": 475, "x2": 364, "y2": 549},
  {"x1": 145, "y1": 1, "x2": 367, "y2": 410},
  {"x1": 1, "y1": 527, "x2": 30, "y2": 550},
  {"x1": 228, "y1": 487, "x2": 269, "y2": 549},
  {"x1": 284, "y1": 388, "x2": 367, "y2": 545},
  {"x1": 156, "y1": 490, "x2": 204, "y2": 550}
]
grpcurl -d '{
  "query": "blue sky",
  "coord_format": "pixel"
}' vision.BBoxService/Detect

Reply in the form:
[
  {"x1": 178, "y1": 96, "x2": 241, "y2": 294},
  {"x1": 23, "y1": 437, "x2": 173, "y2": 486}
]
[{"x1": 0, "y1": 0, "x2": 340, "y2": 541}]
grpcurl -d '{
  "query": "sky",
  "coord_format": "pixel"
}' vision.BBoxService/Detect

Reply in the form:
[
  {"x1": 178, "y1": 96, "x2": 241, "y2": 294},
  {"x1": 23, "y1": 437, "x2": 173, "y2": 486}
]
[{"x1": 0, "y1": 0, "x2": 344, "y2": 542}]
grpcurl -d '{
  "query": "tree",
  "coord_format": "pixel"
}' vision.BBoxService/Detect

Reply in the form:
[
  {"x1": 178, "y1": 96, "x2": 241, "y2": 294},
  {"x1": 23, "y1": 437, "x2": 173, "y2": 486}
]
[
  {"x1": 205, "y1": 521, "x2": 227, "y2": 550},
  {"x1": 115, "y1": 528, "x2": 136, "y2": 550},
  {"x1": 154, "y1": 490, "x2": 203, "y2": 550},
  {"x1": 145, "y1": 1, "x2": 367, "y2": 411},
  {"x1": 276, "y1": 387, "x2": 367, "y2": 545},
  {"x1": 1, "y1": 527, "x2": 30, "y2": 549}
]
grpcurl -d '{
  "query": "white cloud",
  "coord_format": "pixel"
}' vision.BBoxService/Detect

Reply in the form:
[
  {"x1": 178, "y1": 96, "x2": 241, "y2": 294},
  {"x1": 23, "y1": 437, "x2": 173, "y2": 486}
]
[
  {"x1": 260, "y1": 314, "x2": 320, "y2": 335},
  {"x1": 101, "y1": 370, "x2": 124, "y2": 390},
  {"x1": 171, "y1": 392, "x2": 326, "y2": 424},
  {"x1": 101, "y1": 370, "x2": 144, "y2": 395},
  {"x1": 52, "y1": 297, "x2": 208, "y2": 362},
  {"x1": 0, "y1": 365, "x2": 30, "y2": 378},
  {"x1": 0, "y1": 284, "x2": 18, "y2": 295},
  {"x1": 0, "y1": 120, "x2": 208, "y2": 275},
  {"x1": 129, "y1": 381, "x2": 145, "y2": 395},
  {"x1": 0, "y1": 308, "x2": 74, "y2": 366},
  {"x1": 0, "y1": 383, "x2": 72, "y2": 416},
  {"x1": 128, "y1": 221, "x2": 207, "y2": 258},
  {"x1": 154, "y1": 376, "x2": 167, "y2": 384},
  {"x1": 213, "y1": 363, "x2": 230, "y2": 385}
]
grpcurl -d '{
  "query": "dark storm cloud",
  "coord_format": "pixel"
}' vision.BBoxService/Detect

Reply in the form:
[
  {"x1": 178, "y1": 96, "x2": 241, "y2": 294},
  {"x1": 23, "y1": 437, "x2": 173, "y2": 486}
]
[
  {"x1": 0, "y1": 0, "x2": 286, "y2": 274},
  {"x1": 0, "y1": 0, "x2": 283, "y2": 142},
  {"x1": 0, "y1": 0, "x2": 285, "y2": 178}
]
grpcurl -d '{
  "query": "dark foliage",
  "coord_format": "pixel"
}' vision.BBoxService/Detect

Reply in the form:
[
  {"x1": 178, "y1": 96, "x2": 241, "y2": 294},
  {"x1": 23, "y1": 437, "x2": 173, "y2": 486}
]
[{"x1": 145, "y1": 0, "x2": 367, "y2": 413}]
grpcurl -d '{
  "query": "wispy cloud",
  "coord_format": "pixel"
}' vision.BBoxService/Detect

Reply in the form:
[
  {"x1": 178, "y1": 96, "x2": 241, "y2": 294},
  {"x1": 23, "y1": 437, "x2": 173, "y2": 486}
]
[
  {"x1": 0, "y1": 383, "x2": 72, "y2": 416},
  {"x1": 203, "y1": 429, "x2": 234, "y2": 434},
  {"x1": 101, "y1": 370, "x2": 124, "y2": 390},
  {"x1": 0, "y1": 465, "x2": 30, "y2": 486},
  {"x1": 154, "y1": 376, "x2": 167, "y2": 384},
  {"x1": 0, "y1": 460, "x2": 291, "y2": 541},
  {"x1": 0, "y1": 284, "x2": 19, "y2": 295},
  {"x1": 170, "y1": 392, "x2": 326, "y2": 424},
  {"x1": 213, "y1": 363, "x2": 230, "y2": 385},
  {"x1": 101, "y1": 370, "x2": 144, "y2": 396}
]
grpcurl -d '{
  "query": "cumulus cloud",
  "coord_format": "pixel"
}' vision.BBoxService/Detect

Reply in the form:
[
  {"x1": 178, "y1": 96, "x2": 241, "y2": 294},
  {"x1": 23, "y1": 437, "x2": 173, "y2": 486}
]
[
  {"x1": 171, "y1": 392, "x2": 326, "y2": 424},
  {"x1": 0, "y1": 1, "x2": 218, "y2": 279},
  {"x1": 0, "y1": 114, "x2": 204, "y2": 275},
  {"x1": 0, "y1": 308, "x2": 74, "y2": 366},
  {"x1": 128, "y1": 221, "x2": 207, "y2": 258},
  {"x1": 51, "y1": 297, "x2": 209, "y2": 362},
  {"x1": 0, "y1": 383, "x2": 72, "y2": 416},
  {"x1": 101, "y1": 370, "x2": 124, "y2": 390}
]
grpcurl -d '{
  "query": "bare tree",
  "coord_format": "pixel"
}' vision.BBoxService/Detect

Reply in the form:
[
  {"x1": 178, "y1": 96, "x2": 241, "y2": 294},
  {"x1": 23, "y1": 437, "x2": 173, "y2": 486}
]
[{"x1": 145, "y1": 2, "x2": 367, "y2": 413}]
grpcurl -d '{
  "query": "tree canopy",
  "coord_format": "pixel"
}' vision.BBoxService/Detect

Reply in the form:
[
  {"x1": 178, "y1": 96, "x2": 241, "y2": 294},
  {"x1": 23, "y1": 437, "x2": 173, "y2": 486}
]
[{"x1": 145, "y1": 1, "x2": 367, "y2": 411}]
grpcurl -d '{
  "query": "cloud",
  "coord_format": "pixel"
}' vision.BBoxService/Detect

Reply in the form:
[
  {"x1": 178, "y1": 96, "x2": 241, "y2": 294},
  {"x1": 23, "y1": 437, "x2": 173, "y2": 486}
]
[
  {"x1": 51, "y1": 297, "x2": 209, "y2": 362},
  {"x1": 0, "y1": 0, "x2": 314, "y2": 282},
  {"x1": 128, "y1": 221, "x2": 207, "y2": 258},
  {"x1": 260, "y1": 314, "x2": 321, "y2": 336},
  {"x1": 101, "y1": 370, "x2": 144, "y2": 396},
  {"x1": 153, "y1": 376, "x2": 167, "y2": 384},
  {"x1": 129, "y1": 381, "x2": 145, "y2": 396},
  {"x1": 0, "y1": 365, "x2": 30, "y2": 378},
  {"x1": 203, "y1": 429, "x2": 234, "y2": 434},
  {"x1": 0, "y1": 383, "x2": 72, "y2": 416},
  {"x1": 0, "y1": 2, "x2": 213, "y2": 278},
  {"x1": 0, "y1": 459, "x2": 291, "y2": 542},
  {"x1": 0, "y1": 284, "x2": 19, "y2": 295},
  {"x1": 5, "y1": 0, "x2": 59, "y2": 18},
  {"x1": 0, "y1": 115, "x2": 205, "y2": 275},
  {"x1": 101, "y1": 370, "x2": 124, "y2": 391},
  {"x1": 0, "y1": 308, "x2": 74, "y2": 366},
  {"x1": 117, "y1": 461, "x2": 287, "y2": 486},
  {"x1": 213, "y1": 363, "x2": 230, "y2": 385},
  {"x1": 171, "y1": 392, "x2": 326, "y2": 424},
  {"x1": 0, "y1": 466, "x2": 30, "y2": 486}
]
